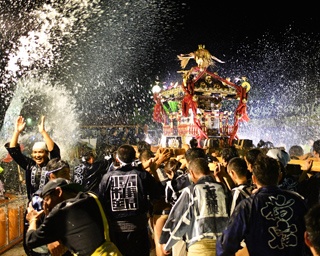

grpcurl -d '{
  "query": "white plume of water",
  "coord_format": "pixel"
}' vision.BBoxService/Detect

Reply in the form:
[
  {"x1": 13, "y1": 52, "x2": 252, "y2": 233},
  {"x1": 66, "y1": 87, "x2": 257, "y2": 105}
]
[
  {"x1": 0, "y1": 75, "x2": 80, "y2": 160},
  {"x1": 0, "y1": 0, "x2": 103, "y2": 161},
  {"x1": 1, "y1": 0, "x2": 103, "y2": 87}
]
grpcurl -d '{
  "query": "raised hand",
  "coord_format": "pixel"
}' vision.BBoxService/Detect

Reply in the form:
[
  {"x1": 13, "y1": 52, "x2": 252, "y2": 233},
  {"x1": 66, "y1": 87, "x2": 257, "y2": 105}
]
[
  {"x1": 38, "y1": 115, "x2": 46, "y2": 133},
  {"x1": 15, "y1": 116, "x2": 26, "y2": 133}
]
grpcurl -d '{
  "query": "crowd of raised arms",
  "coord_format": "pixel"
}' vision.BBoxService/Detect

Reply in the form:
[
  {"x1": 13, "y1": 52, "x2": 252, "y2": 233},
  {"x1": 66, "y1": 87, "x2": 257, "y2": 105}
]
[{"x1": 5, "y1": 115, "x2": 320, "y2": 256}]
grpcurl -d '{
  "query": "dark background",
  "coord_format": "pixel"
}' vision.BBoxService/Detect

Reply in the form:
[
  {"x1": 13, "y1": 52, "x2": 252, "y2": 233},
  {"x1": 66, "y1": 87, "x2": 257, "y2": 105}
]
[{"x1": 0, "y1": 0, "x2": 319, "y2": 148}]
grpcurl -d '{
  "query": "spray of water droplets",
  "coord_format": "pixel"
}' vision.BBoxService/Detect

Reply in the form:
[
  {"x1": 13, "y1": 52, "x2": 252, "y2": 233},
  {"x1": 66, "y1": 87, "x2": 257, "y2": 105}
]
[
  {"x1": 0, "y1": 0, "x2": 104, "y2": 160},
  {"x1": 0, "y1": 0, "x2": 103, "y2": 85},
  {"x1": 1, "y1": 0, "x2": 319, "y2": 158},
  {"x1": 221, "y1": 29, "x2": 320, "y2": 149},
  {"x1": 50, "y1": 0, "x2": 188, "y2": 125},
  {"x1": 0, "y1": 75, "x2": 80, "y2": 159},
  {"x1": 0, "y1": 0, "x2": 187, "y2": 162}
]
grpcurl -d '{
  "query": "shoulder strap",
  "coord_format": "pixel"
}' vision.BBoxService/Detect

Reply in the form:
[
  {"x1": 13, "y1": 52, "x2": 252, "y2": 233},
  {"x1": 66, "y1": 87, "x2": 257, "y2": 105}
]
[
  {"x1": 88, "y1": 192, "x2": 110, "y2": 241},
  {"x1": 237, "y1": 185, "x2": 251, "y2": 198},
  {"x1": 230, "y1": 185, "x2": 251, "y2": 215}
]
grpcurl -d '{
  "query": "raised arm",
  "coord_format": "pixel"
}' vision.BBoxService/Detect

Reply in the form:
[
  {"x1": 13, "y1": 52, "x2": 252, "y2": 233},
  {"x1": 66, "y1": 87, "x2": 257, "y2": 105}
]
[
  {"x1": 155, "y1": 147, "x2": 171, "y2": 169},
  {"x1": 9, "y1": 116, "x2": 26, "y2": 148},
  {"x1": 38, "y1": 116, "x2": 54, "y2": 152}
]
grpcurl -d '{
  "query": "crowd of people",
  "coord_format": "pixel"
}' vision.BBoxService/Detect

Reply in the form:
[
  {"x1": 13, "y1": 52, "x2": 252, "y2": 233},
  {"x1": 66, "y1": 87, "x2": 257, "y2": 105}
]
[
  {"x1": 3, "y1": 115, "x2": 320, "y2": 256},
  {"x1": 94, "y1": 124, "x2": 154, "y2": 160}
]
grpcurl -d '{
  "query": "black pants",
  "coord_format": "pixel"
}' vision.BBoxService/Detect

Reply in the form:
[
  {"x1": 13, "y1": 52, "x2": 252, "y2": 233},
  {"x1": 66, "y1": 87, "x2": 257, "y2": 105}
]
[{"x1": 110, "y1": 228, "x2": 150, "y2": 256}]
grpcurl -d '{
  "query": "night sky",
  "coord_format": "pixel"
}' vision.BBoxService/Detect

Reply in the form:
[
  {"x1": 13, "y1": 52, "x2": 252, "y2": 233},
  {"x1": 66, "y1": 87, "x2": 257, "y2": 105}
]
[
  {"x1": 172, "y1": 3, "x2": 319, "y2": 59},
  {"x1": 0, "y1": 0, "x2": 319, "y2": 152}
]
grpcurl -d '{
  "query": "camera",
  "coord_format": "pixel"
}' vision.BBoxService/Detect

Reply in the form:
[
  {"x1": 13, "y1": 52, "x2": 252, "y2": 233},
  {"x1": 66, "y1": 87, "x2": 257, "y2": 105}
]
[{"x1": 32, "y1": 195, "x2": 43, "y2": 211}]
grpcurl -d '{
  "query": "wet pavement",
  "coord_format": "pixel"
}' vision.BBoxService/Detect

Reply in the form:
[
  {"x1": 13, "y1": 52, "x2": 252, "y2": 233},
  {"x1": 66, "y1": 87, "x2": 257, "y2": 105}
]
[{"x1": 1, "y1": 241, "x2": 26, "y2": 256}]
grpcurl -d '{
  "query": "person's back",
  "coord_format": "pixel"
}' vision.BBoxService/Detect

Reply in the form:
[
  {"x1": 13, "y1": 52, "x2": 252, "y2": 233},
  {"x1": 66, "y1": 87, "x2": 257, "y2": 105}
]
[
  {"x1": 217, "y1": 154, "x2": 310, "y2": 256},
  {"x1": 25, "y1": 178, "x2": 121, "y2": 256},
  {"x1": 160, "y1": 158, "x2": 229, "y2": 256},
  {"x1": 73, "y1": 151, "x2": 112, "y2": 194},
  {"x1": 98, "y1": 144, "x2": 160, "y2": 256}
]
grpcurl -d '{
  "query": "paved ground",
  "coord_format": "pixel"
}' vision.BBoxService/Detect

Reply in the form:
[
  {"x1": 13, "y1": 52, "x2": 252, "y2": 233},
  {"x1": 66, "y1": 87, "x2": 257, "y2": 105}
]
[
  {"x1": 1, "y1": 242, "x2": 157, "y2": 256},
  {"x1": 1, "y1": 241, "x2": 26, "y2": 256},
  {"x1": 0, "y1": 240, "x2": 159, "y2": 256}
]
